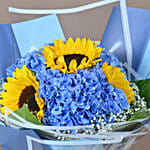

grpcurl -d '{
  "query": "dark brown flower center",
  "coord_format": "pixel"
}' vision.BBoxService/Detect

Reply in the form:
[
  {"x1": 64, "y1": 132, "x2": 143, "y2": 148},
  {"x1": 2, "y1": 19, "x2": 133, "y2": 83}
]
[
  {"x1": 54, "y1": 54, "x2": 88, "y2": 70},
  {"x1": 18, "y1": 86, "x2": 39, "y2": 112},
  {"x1": 64, "y1": 54, "x2": 88, "y2": 66}
]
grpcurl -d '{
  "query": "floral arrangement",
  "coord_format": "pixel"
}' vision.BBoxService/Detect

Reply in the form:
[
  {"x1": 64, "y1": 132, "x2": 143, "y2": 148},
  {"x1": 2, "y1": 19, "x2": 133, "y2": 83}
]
[{"x1": 0, "y1": 37, "x2": 150, "y2": 140}]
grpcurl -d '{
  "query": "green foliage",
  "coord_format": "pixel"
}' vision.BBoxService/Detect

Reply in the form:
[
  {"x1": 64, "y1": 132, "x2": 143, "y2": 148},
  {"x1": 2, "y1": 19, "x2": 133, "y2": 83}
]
[
  {"x1": 128, "y1": 109, "x2": 150, "y2": 121},
  {"x1": 134, "y1": 79, "x2": 150, "y2": 107},
  {"x1": 9, "y1": 105, "x2": 42, "y2": 125}
]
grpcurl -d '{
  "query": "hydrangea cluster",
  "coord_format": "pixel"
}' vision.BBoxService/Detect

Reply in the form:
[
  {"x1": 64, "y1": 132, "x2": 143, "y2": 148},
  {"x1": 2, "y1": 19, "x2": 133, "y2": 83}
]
[
  {"x1": 6, "y1": 50, "x2": 45, "y2": 77},
  {"x1": 4, "y1": 42, "x2": 131, "y2": 127},
  {"x1": 36, "y1": 64, "x2": 129, "y2": 126}
]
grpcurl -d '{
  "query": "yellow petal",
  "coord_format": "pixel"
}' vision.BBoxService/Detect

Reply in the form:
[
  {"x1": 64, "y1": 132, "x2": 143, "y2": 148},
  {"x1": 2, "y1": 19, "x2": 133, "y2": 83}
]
[
  {"x1": 93, "y1": 47, "x2": 103, "y2": 59},
  {"x1": 81, "y1": 38, "x2": 87, "y2": 54},
  {"x1": 75, "y1": 37, "x2": 81, "y2": 51},
  {"x1": 56, "y1": 56, "x2": 67, "y2": 73},
  {"x1": 69, "y1": 59, "x2": 78, "y2": 73},
  {"x1": 66, "y1": 37, "x2": 75, "y2": 52},
  {"x1": 102, "y1": 62, "x2": 135, "y2": 103},
  {"x1": 58, "y1": 39, "x2": 66, "y2": 55},
  {"x1": 78, "y1": 57, "x2": 87, "y2": 69},
  {"x1": 37, "y1": 110, "x2": 44, "y2": 121}
]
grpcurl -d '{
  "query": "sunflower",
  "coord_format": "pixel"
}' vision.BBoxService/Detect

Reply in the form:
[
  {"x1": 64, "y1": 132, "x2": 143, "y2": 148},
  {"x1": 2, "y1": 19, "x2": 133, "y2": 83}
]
[
  {"x1": 0, "y1": 65, "x2": 45, "y2": 120},
  {"x1": 42, "y1": 37, "x2": 103, "y2": 73},
  {"x1": 102, "y1": 62, "x2": 135, "y2": 103}
]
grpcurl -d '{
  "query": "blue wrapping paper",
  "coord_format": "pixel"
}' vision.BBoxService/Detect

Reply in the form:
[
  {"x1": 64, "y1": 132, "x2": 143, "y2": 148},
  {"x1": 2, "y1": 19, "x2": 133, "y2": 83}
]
[
  {"x1": 12, "y1": 14, "x2": 65, "y2": 57},
  {"x1": 0, "y1": 24, "x2": 20, "y2": 77},
  {"x1": 101, "y1": 6, "x2": 150, "y2": 73},
  {"x1": 0, "y1": 125, "x2": 49, "y2": 150},
  {"x1": 0, "y1": 14, "x2": 65, "y2": 78},
  {"x1": 0, "y1": 122, "x2": 105, "y2": 150}
]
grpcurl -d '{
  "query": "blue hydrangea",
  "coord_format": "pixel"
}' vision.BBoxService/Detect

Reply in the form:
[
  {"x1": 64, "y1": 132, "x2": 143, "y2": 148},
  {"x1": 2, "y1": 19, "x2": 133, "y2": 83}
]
[
  {"x1": 99, "y1": 50, "x2": 126, "y2": 74},
  {"x1": 36, "y1": 65, "x2": 129, "y2": 126},
  {"x1": 5, "y1": 46, "x2": 129, "y2": 126},
  {"x1": 6, "y1": 51, "x2": 45, "y2": 77}
]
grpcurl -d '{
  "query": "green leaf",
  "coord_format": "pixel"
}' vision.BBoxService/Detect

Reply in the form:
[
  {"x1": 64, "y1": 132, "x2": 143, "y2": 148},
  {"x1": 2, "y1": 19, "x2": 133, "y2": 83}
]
[
  {"x1": 134, "y1": 79, "x2": 150, "y2": 107},
  {"x1": 128, "y1": 109, "x2": 150, "y2": 121},
  {"x1": 9, "y1": 105, "x2": 42, "y2": 125}
]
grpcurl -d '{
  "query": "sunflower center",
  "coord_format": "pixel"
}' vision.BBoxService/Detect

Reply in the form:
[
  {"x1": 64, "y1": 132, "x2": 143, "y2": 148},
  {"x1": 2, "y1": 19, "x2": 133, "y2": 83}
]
[
  {"x1": 63, "y1": 54, "x2": 88, "y2": 68},
  {"x1": 18, "y1": 86, "x2": 40, "y2": 112}
]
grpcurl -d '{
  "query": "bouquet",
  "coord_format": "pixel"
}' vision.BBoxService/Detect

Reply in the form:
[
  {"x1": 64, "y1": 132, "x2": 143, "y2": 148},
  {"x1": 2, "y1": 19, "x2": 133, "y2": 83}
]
[{"x1": 0, "y1": 37, "x2": 150, "y2": 149}]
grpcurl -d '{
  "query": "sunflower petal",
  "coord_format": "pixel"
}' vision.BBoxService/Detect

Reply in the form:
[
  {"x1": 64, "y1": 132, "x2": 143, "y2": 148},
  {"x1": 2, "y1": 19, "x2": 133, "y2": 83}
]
[
  {"x1": 78, "y1": 57, "x2": 87, "y2": 69},
  {"x1": 102, "y1": 62, "x2": 135, "y2": 103},
  {"x1": 66, "y1": 37, "x2": 75, "y2": 52},
  {"x1": 56, "y1": 56, "x2": 67, "y2": 73},
  {"x1": 69, "y1": 59, "x2": 78, "y2": 73},
  {"x1": 75, "y1": 37, "x2": 81, "y2": 53}
]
